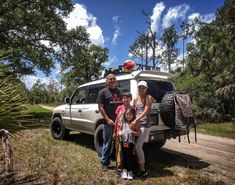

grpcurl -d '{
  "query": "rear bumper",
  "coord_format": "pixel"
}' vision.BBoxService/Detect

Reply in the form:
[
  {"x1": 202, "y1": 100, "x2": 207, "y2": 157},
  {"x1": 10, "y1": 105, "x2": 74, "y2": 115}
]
[{"x1": 147, "y1": 128, "x2": 188, "y2": 142}]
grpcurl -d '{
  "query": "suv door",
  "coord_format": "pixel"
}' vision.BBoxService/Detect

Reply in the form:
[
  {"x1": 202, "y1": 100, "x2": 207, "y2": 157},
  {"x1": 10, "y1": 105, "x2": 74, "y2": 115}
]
[
  {"x1": 83, "y1": 84, "x2": 105, "y2": 134},
  {"x1": 69, "y1": 88, "x2": 87, "y2": 131}
]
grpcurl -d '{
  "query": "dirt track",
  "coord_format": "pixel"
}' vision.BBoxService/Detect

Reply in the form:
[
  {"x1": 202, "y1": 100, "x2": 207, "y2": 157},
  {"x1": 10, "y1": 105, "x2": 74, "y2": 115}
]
[
  {"x1": 40, "y1": 104, "x2": 55, "y2": 111},
  {"x1": 163, "y1": 133, "x2": 235, "y2": 184}
]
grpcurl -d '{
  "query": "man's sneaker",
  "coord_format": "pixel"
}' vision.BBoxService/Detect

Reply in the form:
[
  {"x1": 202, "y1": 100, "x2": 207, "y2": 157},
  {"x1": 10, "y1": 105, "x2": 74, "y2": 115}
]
[
  {"x1": 102, "y1": 164, "x2": 108, "y2": 171},
  {"x1": 135, "y1": 170, "x2": 148, "y2": 178},
  {"x1": 121, "y1": 169, "x2": 128, "y2": 179},
  {"x1": 127, "y1": 171, "x2": 133, "y2": 180}
]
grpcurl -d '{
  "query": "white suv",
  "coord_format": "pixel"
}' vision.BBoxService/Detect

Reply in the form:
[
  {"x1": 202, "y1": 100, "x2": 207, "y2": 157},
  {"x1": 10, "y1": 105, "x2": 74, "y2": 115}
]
[{"x1": 51, "y1": 70, "x2": 187, "y2": 154}]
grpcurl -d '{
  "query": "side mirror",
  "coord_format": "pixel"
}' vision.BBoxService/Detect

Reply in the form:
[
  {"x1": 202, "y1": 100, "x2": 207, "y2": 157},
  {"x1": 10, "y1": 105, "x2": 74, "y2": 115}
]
[{"x1": 64, "y1": 97, "x2": 71, "y2": 104}]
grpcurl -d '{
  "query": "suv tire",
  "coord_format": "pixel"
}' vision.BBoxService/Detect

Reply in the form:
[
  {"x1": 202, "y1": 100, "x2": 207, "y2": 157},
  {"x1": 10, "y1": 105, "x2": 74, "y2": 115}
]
[
  {"x1": 160, "y1": 92, "x2": 175, "y2": 128},
  {"x1": 94, "y1": 124, "x2": 115, "y2": 158},
  {"x1": 145, "y1": 139, "x2": 166, "y2": 150},
  {"x1": 51, "y1": 117, "x2": 70, "y2": 139},
  {"x1": 94, "y1": 124, "x2": 104, "y2": 156}
]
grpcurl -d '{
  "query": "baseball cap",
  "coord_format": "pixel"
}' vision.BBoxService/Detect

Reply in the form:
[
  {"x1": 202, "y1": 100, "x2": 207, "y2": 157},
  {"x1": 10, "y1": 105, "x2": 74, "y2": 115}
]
[{"x1": 137, "y1": 81, "x2": 148, "y2": 88}]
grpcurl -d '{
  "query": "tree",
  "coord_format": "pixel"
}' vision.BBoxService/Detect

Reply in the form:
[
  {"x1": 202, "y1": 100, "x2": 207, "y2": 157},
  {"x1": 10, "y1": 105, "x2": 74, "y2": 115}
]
[
  {"x1": 180, "y1": 21, "x2": 192, "y2": 69},
  {"x1": 60, "y1": 26, "x2": 109, "y2": 86},
  {"x1": 129, "y1": 10, "x2": 160, "y2": 68},
  {"x1": 0, "y1": 0, "x2": 73, "y2": 76},
  {"x1": 160, "y1": 25, "x2": 179, "y2": 72},
  {"x1": 47, "y1": 79, "x2": 59, "y2": 103},
  {"x1": 175, "y1": 0, "x2": 235, "y2": 121},
  {"x1": 0, "y1": 65, "x2": 26, "y2": 131},
  {"x1": 28, "y1": 80, "x2": 49, "y2": 104},
  {"x1": 129, "y1": 34, "x2": 151, "y2": 68}
]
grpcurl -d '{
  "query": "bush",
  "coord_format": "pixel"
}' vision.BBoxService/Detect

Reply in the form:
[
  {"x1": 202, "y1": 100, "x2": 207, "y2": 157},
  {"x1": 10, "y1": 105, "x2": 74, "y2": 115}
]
[{"x1": 195, "y1": 108, "x2": 222, "y2": 123}]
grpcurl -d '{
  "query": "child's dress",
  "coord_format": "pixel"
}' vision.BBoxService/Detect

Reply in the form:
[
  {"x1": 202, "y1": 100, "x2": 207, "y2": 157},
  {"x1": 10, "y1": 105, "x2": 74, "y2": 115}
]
[{"x1": 120, "y1": 119, "x2": 138, "y2": 173}]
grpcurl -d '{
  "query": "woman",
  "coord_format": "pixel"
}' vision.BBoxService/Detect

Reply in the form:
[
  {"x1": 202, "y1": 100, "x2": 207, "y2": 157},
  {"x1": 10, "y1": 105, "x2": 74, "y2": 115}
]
[{"x1": 131, "y1": 80, "x2": 153, "y2": 177}]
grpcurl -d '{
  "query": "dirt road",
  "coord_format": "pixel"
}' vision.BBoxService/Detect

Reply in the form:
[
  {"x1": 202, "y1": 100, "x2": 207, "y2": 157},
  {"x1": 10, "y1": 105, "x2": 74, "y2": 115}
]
[
  {"x1": 40, "y1": 104, "x2": 55, "y2": 111},
  {"x1": 163, "y1": 133, "x2": 235, "y2": 184}
]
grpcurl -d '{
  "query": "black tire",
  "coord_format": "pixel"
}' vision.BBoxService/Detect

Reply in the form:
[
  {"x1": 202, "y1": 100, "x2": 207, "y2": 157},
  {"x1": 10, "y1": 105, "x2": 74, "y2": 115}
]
[
  {"x1": 51, "y1": 117, "x2": 70, "y2": 139},
  {"x1": 94, "y1": 124, "x2": 104, "y2": 156},
  {"x1": 94, "y1": 124, "x2": 115, "y2": 158},
  {"x1": 153, "y1": 139, "x2": 167, "y2": 149},
  {"x1": 145, "y1": 139, "x2": 167, "y2": 150},
  {"x1": 160, "y1": 92, "x2": 175, "y2": 128}
]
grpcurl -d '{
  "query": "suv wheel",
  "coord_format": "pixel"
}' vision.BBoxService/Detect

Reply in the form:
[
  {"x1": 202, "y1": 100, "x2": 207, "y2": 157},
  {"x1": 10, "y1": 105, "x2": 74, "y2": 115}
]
[
  {"x1": 51, "y1": 117, "x2": 70, "y2": 139},
  {"x1": 160, "y1": 92, "x2": 175, "y2": 128},
  {"x1": 146, "y1": 139, "x2": 166, "y2": 150},
  {"x1": 94, "y1": 124, "x2": 104, "y2": 156},
  {"x1": 94, "y1": 124, "x2": 116, "y2": 158}
]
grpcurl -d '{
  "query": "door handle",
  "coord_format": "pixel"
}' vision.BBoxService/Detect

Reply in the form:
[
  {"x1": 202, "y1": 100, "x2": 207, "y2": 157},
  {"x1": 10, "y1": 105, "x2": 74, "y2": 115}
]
[
  {"x1": 95, "y1": 110, "x2": 99, "y2": 114},
  {"x1": 78, "y1": 110, "x2": 82, "y2": 113}
]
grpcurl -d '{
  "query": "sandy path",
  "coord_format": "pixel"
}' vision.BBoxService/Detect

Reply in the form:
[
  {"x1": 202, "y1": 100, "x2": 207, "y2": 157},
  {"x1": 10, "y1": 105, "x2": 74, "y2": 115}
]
[
  {"x1": 40, "y1": 104, "x2": 55, "y2": 111},
  {"x1": 164, "y1": 133, "x2": 235, "y2": 184}
]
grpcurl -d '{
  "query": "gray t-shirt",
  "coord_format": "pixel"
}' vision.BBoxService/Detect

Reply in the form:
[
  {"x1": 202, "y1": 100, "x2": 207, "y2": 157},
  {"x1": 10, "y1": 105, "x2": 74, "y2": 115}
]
[{"x1": 121, "y1": 121, "x2": 135, "y2": 144}]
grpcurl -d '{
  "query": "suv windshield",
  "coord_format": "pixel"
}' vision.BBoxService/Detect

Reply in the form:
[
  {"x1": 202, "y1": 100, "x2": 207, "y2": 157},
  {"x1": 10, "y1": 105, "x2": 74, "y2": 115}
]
[{"x1": 145, "y1": 80, "x2": 175, "y2": 103}]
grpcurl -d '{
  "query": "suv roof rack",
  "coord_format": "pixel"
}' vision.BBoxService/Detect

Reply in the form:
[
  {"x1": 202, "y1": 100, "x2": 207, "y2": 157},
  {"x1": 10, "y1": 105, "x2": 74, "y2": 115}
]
[{"x1": 103, "y1": 64, "x2": 161, "y2": 78}]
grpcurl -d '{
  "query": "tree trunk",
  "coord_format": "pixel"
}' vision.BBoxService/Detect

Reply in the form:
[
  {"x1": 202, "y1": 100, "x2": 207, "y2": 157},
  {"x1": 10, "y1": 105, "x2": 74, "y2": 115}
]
[{"x1": 0, "y1": 129, "x2": 13, "y2": 173}]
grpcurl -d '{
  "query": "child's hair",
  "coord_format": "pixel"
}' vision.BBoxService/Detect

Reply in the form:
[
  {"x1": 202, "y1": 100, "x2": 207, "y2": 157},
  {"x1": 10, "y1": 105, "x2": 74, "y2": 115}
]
[
  {"x1": 123, "y1": 106, "x2": 136, "y2": 123},
  {"x1": 121, "y1": 92, "x2": 132, "y2": 99}
]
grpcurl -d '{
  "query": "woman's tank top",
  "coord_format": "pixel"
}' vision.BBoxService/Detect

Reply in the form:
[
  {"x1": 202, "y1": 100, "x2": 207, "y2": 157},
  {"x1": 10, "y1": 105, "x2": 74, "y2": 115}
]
[{"x1": 135, "y1": 96, "x2": 151, "y2": 128}]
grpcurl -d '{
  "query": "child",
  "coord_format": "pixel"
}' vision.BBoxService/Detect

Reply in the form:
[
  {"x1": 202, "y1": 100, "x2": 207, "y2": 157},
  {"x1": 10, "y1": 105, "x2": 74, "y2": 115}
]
[
  {"x1": 118, "y1": 106, "x2": 140, "y2": 180},
  {"x1": 113, "y1": 92, "x2": 133, "y2": 173}
]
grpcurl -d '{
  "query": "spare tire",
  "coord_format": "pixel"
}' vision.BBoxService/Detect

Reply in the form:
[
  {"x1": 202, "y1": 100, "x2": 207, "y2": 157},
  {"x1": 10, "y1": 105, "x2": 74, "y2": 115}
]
[{"x1": 160, "y1": 92, "x2": 175, "y2": 128}]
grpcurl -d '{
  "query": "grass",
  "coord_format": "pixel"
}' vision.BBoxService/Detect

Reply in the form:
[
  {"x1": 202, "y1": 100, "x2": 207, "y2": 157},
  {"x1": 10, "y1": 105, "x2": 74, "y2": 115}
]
[
  {"x1": 0, "y1": 128, "x2": 227, "y2": 185},
  {"x1": 20, "y1": 104, "x2": 52, "y2": 128},
  {"x1": 24, "y1": 104, "x2": 52, "y2": 118},
  {"x1": 197, "y1": 121, "x2": 235, "y2": 139},
  {"x1": 1, "y1": 104, "x2": 231, "y2": 184}
]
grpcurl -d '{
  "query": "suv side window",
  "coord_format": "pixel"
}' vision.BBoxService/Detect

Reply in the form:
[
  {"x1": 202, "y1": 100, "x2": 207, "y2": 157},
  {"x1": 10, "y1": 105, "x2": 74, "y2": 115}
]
[
  {"x1": 87, "y1": 83, "x2": 106, "y2": 104},
  {"x1": 71, "y1": 88, "x2": 87, "y2": 104},
  {"x1": 118, "y1": 80, "x2": 130, "y2": 93}
]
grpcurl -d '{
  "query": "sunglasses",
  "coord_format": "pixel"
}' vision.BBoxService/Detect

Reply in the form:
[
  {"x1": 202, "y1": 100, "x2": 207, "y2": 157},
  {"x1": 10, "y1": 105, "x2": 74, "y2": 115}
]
[
  {"x1": 108, "y1": 78, "x2": 116, "y2": 81},
  {"x1": 138, "y1": 86, "x2": 147, "y2": 89}
]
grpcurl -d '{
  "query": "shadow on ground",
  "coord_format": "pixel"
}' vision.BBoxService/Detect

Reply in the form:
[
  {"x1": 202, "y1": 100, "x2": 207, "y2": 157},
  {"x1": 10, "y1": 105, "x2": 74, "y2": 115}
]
[
  {"x1": 65, "y1": 132, "x2": 210, "y2": 178},
  {"x1": 0, "y1": 172, "x2": 42, "y2": 185},
  {"x1": 144, "y1": 143, "x2": 210, "y2": 178},
  {"x1": 66, "y1": 132, "x2": 96, "y2": 151}
]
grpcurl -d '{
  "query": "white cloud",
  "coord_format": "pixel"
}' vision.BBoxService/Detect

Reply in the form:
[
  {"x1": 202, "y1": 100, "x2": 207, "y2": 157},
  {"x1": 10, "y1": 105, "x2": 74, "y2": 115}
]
[
  {"x1": 112, "y1": 16, "x2": 121, "y2": 45},
  {"x1": 150, "y1": 2, "x2": 165, "y2": 33},
  {"x1": 21, "y1": 75, "x2": 52, "y2": 90},
  {"x1": 112, "y1": 29, "x2": 120, "y2": 45},
  {"x1": 188, "y1": 12, "x2": 215, "y2": 23},
  {"x1": 113, "y1": 16, "x2": 119, "y2": 23},
  {"x1": 104, "y1": 55, "x2": 118, "y2": 68},
  {"x1": 188, "y1": 13, "x2": 200, "y2": 22},
  {"x1": 63, "y1": 4, "x2": 105, "y2": 46},
  {"x1": 162, "y1": 4, "x2": 190, "y2": 28},
  {"x1": 201, "y1": 13, "x2": 215, "y2": 23}
]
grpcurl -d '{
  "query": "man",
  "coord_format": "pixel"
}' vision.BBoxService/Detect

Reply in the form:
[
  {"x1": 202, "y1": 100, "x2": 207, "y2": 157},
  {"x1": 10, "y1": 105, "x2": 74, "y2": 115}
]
[{"x1": 97, "y1": 73, "x2": 122, "y2": 170}]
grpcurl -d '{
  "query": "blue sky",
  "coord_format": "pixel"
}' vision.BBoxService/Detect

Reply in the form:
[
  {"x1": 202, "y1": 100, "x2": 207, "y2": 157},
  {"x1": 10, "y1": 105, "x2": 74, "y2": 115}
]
[{"x1": 22, "y1": 0, "x2": 224, "y2": 89}]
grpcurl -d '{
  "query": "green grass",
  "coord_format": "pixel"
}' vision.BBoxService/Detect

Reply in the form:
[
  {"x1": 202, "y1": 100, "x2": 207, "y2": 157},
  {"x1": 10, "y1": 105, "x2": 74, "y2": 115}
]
[
  {"x1": 197, "y1": 121, "x2": 235, "y2": 139},
  {"x1": 25, "y1": 104, "x2": 52, "y2": 116},
  {"x1": 20, "y1": 104, "x2": 52, "y2": 128},
  {"x1": 0, "y1": 128, "x2": 227, "y2": 185}
]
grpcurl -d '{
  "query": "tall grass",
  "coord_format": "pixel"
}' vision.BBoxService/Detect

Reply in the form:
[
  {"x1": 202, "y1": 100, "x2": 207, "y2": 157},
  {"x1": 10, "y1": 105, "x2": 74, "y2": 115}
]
[{"x1": 197, "y1": 122, "x2": 235, "y2": 139}]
